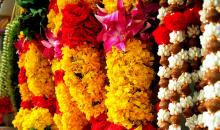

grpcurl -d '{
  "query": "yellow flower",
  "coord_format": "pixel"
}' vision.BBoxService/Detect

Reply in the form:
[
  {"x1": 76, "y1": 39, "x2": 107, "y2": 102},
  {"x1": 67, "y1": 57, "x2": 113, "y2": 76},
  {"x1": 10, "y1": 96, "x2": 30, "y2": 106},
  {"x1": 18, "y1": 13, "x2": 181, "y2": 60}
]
[
  {"x1": 57, "y1": 0, "x2": 79, "y2": 11},
  {"x1": 47, "y1": 10, "x2": 62, "y2": 36},
  {"x1": 22, "y1": 108, "x2": 53, "y2": 130},
  {"x1": 19, "y1": 83, "x2": 33, "y2": 101},
  {"x1": 60, "y1": 45, "x2": 106, "y2": 119},
  {"x1": 53, "y1": 114, "x2": 63, "y2": 130},
  {"x1": 105, "y1": 39, "x2": 155, "y2": 129},
  {"x1": 24, "y1": 42, "x2": 55, "y2": 97},
  {"x1": 103, "y1": 0, "x2": 137, "y2": 13},
  {"x1": 13, "y1": 108, "x2": 31, "y2": 130}
]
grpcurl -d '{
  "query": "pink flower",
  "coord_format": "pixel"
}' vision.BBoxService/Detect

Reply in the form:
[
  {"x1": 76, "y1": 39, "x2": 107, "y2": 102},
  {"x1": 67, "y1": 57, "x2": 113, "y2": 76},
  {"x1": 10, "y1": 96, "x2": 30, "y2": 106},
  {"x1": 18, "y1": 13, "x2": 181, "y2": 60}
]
[{"x1": 95, "y1": 0, "x2": 145, "y2": 52}]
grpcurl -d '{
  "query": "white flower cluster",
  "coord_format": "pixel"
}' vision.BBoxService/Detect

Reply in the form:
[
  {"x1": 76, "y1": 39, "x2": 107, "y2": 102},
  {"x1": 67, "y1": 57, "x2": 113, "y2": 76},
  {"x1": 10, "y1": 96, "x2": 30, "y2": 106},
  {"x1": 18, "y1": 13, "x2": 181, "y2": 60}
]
[
  {"x1": 202, "y1": 51, "x2": 220, "y2": 70},
  {"x1": 158, "y1": 66, "x2": 171, "y2": 78},
  {"x1": 158, "y1": 87, "x2": 171, "y2": 100},
  {"x1": 158, "y1": 44, "x2": 171, "y2": 56},
  {"x1": 168, "y1": 49, "x2": 188, "y2": 68},
  {"x1": 170, "y1": 31, "x2": 186, "y2": 44},
  {"x1": 187, "y1": 25, "x2": 200, "y2": 38},
  {"x1": 203, "y1": 81, "x2": 220, "y2": 100}
]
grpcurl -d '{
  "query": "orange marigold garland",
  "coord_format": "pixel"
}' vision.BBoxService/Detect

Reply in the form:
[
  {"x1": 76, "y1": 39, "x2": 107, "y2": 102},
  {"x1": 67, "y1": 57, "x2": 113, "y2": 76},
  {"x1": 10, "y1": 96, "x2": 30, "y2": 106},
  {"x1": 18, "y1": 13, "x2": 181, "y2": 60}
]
[
  {"x1": 60, "y1": 45, "x2": 106, "y2": 119},
  {"x1": 52, "y1": 59, "x2": 88, "y2": 130}
]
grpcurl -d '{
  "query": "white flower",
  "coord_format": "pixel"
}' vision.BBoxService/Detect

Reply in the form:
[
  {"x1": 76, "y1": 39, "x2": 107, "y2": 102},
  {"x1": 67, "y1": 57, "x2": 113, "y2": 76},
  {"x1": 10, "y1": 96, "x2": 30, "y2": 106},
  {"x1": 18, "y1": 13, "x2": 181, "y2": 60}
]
[
  {"x1": 199, "y1": 10, "x2": 208, "y2": 23},
  {"x1": 170, "y1": 31, "x2": 186, "y2": 44},
  {"x1": 158, "y1": 44, "x2": 171, "y2": 56},
  {"x1": 158, "y1": 88, "x2": 171, "y2": 100},
  {"x1": 204, "y1": 23, "x2": 220, "y2": 39},
  {"x1": 203, "y1": 52, "x2": 219, "y2": 70},
  {"x1": 158, "y1": 66, "x2": 171, "y2": 78},
  {"x1": 188, "y1": 47, "x2": 201, "y2": 60},
  {"x1": 157, "y1": 109, "x2": 170, "y2": 122},
  {"x1": 185, "y1": 115, "x2": 198, "y2": 130},
  {"x1": 169, "y1": 102, "x2": 182, "y2": 115},
  {"x1": 157, "y1": 7, "x2": 170, "y2": 21},
  {"x1": 180, "y1": 96, "x2": 193, "y2": 108},
  {"x1": 168, "y1": 125, "x2": 181, "y2": 130},
  {"x1": 187, "y1": 25, "x2": 200, "y2": 38},
  {"x1": 168, "y1": 0, "x2": 184, "y2": 5}
]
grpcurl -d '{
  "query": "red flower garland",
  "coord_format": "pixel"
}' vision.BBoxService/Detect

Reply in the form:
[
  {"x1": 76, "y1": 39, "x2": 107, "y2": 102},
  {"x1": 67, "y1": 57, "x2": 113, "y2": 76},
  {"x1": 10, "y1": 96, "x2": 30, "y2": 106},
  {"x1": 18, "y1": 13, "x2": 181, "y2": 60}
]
[
  {"x1": 49, "y1": 0, "x2": 59, "y2": 14},
  {"x1": 21, "y1": 101, "x2": 33, "y2": 109},
  {"x1": 153, "y1": 25, "x2": 171, "y2": 45},
  {"x1": 164, "y1": 12, "x2": 187, "y2": 31},
  {"x1": 184, "y1": 7, "x2": 201, "y2": 25}
]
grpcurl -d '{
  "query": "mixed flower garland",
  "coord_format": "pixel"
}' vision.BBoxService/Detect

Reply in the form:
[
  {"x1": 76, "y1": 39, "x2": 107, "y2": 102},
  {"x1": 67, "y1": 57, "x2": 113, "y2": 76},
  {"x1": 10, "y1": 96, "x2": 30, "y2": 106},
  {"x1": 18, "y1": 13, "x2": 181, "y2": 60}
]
[{"x1": 153, "y1": 0, "x2": 202, "y2": 129}]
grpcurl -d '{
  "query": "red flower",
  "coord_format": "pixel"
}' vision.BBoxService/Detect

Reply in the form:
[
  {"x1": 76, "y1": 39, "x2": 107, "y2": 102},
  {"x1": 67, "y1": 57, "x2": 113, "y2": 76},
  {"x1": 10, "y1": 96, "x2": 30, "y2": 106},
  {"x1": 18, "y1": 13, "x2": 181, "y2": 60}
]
[
  {"x1": 62, "y1": 3, "x2": 90, "y2": 27},
  {"x1": 32, "y1": 96, "x2": 57, "y2": 114},
  {"x1": 21, "y1": 100, "x2": 33, "y2": 109},
  {"x1": 18, "y1": 67, "x2": 27, "y2": 84},
  {"x1": 164, "y1": 12, "x2": 187, "y2": 31},
  {"x1": 105, "y1": 124, "x2": 125, "y2": 130},
  {"x1": 0, "y1": 97, "x2": 13, "y2": 113},
  {"x1": 54, "y1": 70, "x2": 65, "y2": 86},
  {"x1": 61, "y1": 2, "x2": 101, "y2": 47},
  {"x1": 184, "y1": 7, "x2": 201, "y2": 25},
  {"x1": 153, "y1": 25, "x2": 171, "y2": 45},
  {"x1": 15, "y1": 40, "x2": 30, "y2": 55},
  {"x1": 91, "y1": 114, "x2": 110, "y2": 130},
  {"x1": 143, "y1": 123, "x2": 156, "y2": 130},
  {"x1": 155, "y1": 102, "x2": 160, "y2": 112},
  {"x1": 49, "y1": 0, "x2": 59, "y2": 14},
  {"x1": 43, "y1": 47, "x2": 55, "y2": 60}
]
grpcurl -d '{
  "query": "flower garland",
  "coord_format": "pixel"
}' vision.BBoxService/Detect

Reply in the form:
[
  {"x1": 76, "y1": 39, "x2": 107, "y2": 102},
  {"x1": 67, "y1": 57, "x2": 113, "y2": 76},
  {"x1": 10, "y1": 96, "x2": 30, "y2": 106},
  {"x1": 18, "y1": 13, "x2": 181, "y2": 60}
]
[
  {"x1": 51, "y1": 59, "x2": 89, "y2": 130},
  {"x1": 197, "y1": 0, "x2": 220, "y2": 129},
  {"x1": 14, "y1": 33, "x2": 57, "y2": 130},
  {"x1": 96, "y1": 0, "x2": 159, "y2": 129},
  {"x1": 105, "y1": 39, "x2": 155, "y2": 129},
  {"x1": 154, "y1": 0, "x2": 202, "y2": 129},
  {"x1": 60, "y1": 45, "x2": 106, "y2": 119}
]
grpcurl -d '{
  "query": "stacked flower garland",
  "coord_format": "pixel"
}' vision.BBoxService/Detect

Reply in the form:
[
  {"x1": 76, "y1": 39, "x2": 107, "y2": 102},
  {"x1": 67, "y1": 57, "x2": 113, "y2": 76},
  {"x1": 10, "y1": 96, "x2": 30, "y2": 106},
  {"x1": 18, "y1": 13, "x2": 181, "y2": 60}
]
[
  {"x1": 197, "y1": 0, "x2": 220, "y2": 129},
  {"x1": 153, "y1": 0, "x2": 202, "y2": 129},
  {"x1": 96, "y1": 0, "x2": 159, "y2": 129},
  {"x1": 12, "y1": 0, "x2": 58, "y2": 129},
  {"x1": 13, "y1": 32, "x2": 57, "y2": 130}
]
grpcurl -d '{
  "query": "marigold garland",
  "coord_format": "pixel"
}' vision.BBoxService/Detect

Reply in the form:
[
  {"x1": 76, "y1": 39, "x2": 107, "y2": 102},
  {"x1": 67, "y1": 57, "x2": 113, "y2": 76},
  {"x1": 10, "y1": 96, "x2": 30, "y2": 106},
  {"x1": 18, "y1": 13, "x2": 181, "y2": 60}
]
[
  {"x1": 52, "y1": 59, "x2": 88, "y2": 130},
  {"x1": 60, "y1": 45, "x2": 106, "y2": 120},
  {"x1": 105, "y1": 39, "x2": 154, "y2": 129},
  {"x1": 24, "y1": 42, "x2": 55, "y2": 97}
]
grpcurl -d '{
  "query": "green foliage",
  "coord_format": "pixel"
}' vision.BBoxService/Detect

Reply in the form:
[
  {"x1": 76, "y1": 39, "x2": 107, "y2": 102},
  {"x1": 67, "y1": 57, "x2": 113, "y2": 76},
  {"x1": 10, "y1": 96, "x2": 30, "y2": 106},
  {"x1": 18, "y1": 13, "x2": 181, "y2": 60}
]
[{"x1": 0, "y1": 19, "x2": 21, "y2": 112}]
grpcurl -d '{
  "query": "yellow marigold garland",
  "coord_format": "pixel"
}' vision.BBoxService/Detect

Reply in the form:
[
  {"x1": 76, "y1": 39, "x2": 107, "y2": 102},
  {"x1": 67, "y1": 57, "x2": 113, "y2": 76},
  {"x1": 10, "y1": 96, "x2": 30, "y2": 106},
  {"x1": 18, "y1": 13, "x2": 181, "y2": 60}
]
[
  {"x1": 17, "y1": 53, "x2": 33, "y2": 101},
  {"x1": 24, "y1": 42, "x2": 55, "y2": 97},
  {"x1": 60, "y1": 45, "x2": 106, "y2": 119},
  {"x1": 13, "y1": 108, "x2": 54, "y2": 130},
  {"x1": 52, "y1": 59, "x2": 88, "y2": 130},
  {"x1": 102, "y1": 0, "x2": 137, "y2": 13},
  {"x1": 105, "y1": 39, "x2": 155, "y2": 129}
]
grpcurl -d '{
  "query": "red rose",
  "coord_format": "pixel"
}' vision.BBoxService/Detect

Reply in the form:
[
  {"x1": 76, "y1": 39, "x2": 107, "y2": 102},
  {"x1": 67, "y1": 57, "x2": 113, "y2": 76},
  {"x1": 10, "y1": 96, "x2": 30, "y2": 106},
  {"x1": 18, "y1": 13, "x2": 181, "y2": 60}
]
[
  {"x1": 153, "y1": 25, "x2": 171, "y2": 45},
  {"x1": 164, "y1": 12, "x2": 187, "y2": 31},
  {"x1": 61, "y1": 2, "x2": 102, "y2": 47},
  {"x1": 18, "y1": 67, "x2": 27, "y2": 84},
  {"x1": 62, "y1": 3, "x2": 90, "y2": 27}
]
